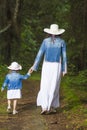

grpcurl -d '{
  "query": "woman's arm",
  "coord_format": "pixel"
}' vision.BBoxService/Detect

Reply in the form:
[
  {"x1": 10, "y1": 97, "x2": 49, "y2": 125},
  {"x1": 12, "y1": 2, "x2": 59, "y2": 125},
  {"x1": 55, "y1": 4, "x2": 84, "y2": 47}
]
[
  {"x1": 61, "y1": 40, "x2": 67, "y2": 76},
  {"x1": 31, "y1": 40, "x2": 46, "y2": 71}
]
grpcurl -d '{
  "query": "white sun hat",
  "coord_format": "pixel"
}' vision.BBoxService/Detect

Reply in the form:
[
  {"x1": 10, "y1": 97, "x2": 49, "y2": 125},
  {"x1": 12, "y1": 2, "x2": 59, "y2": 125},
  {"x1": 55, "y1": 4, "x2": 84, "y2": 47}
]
[
  {"x1": 7, "y1": 62, "x2": 22, "y2": 70},
  {"x1": 44, "y1": 24, "x2": 65, "y2": 35}
]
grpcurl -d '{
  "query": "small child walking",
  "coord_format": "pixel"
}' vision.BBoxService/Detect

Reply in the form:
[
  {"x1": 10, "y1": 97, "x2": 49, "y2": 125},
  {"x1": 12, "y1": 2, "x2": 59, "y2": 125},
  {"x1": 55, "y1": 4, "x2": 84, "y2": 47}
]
[{"x1": 1, "y1": 62, "x2": 31, "y2": 115}]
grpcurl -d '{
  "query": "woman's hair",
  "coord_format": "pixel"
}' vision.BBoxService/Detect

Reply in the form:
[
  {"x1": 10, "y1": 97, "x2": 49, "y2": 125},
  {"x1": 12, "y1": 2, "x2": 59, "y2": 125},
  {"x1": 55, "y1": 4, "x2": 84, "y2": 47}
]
[
  {"x1": 44, "y1": 33, "x2": 62, "y2": 43},
  {"x1": 51, "y1": 34, "x2": 61, "y2": 43}
]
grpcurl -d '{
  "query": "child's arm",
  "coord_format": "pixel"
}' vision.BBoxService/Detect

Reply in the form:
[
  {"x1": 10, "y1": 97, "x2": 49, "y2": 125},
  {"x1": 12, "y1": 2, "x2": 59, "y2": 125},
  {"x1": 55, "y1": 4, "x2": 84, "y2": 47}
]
[
  {"x1": 1, "y1": 76, "x2": 9, "y2": 92},
  {"x1": 20, "y1": 69, "x2": 32, "y2": 80},
  {"x1": 20, "y1": 72, "x2": 31, "y2": 80}
]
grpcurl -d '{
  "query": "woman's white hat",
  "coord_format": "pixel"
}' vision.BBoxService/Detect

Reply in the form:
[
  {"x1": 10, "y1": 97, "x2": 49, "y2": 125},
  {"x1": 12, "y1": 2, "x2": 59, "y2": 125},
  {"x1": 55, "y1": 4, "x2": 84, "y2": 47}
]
[
  {"x1": 44, "y1": 24, "x2": 65, "y2": 35},
  {"x1": 7, "y1": 62, "x2": 22, "y2": 70}
]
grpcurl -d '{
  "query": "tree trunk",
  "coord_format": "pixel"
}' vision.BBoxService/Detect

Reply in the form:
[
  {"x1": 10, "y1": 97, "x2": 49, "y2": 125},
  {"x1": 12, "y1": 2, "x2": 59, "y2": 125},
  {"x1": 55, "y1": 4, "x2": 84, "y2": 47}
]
[{"x1": 0, "y1": 0, "x2": 22, "y2": 64}]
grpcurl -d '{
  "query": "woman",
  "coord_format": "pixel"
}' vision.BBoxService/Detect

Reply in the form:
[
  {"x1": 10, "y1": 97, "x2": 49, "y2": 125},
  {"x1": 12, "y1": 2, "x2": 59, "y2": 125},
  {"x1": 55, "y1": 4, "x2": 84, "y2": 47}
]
[{"x1": 30, "y1": 24, "x2": 67, "y2": 114}]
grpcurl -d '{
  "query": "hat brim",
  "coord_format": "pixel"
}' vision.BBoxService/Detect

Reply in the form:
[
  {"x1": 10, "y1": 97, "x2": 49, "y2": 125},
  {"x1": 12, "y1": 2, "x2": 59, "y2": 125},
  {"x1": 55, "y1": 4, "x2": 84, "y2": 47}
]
[
  {"x1": 7, "y1": 65, "x2": 22, "y2": 70},
  {"x1": 44, "y1": 28, "x2": 65, "y2": 35}
]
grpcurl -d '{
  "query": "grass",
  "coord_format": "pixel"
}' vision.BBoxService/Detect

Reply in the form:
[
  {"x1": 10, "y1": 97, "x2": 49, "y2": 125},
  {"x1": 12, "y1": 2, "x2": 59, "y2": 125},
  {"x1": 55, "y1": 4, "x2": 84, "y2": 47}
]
[
  {"x1": 30, "y1": 71, "x2": 41, "y2": 80},
  {"x1": 0, "y1": 104, "x2": 7, "y2": 114},
  {"x1": 61, "y1": 76, "x2": 87, "y2": 129},
  {"x1": 0, "y1": 68, "x2": 87, "y2": 129}
]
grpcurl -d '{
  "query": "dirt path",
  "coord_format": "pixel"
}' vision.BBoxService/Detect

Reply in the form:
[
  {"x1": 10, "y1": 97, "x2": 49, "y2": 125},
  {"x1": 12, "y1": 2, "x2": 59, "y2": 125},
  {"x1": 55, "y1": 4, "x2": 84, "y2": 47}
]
[
  {"x1": 0, "y1": 80, "x2": 86, "y2": 130},
  {"x1": 0, "y1": 80, "x2": 48, "y2": 130}
]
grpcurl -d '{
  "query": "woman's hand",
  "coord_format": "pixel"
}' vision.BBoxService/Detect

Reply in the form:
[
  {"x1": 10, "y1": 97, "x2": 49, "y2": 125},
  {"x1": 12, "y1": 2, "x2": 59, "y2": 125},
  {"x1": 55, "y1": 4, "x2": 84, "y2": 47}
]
[
  {"x1": 62, "y1": 71, "x2": 67, "y2": 77},
  {"x1": 28, "y1": 66, "x2": 34, "y2": 74}
]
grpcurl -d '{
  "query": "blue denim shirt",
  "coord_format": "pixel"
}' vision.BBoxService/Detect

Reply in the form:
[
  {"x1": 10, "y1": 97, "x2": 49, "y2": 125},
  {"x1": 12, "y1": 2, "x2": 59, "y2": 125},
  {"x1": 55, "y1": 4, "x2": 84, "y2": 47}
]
[
  {"x1": 2, "y1": 71, "x2": 30, "y2": 90},
  {"x1": 33, "y1": 37, "x2": 67, "y2": 72}
]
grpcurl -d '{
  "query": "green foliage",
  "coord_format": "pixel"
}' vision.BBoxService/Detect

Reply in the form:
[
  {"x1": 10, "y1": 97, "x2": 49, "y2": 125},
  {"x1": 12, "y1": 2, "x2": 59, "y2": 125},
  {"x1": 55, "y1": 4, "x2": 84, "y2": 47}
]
[
  {"x1": 21, "y1": 0, "x2": 87, "y2": 72},
  {"x1": 0, "y1": 65, "x2": 7, "y2": 113},
  {"x1": 61, "y1": 77, "x2": 81, "y2": 111},
  {"x1": 67, "y1": 69, "x2": 87, "y2": 89},
  {"x1": 76, "y1": 70, "x2": 87, "y2": 86},
  {"x1": 0, "y1": 104, "x2": 7, "y2": 114},
  {"x1": 61, "y1": 74, "x2": 87, "y2": 129},
  {"x1": 0, "y1": 65, "x2": 8, "y2": 90},
  {"x1": 19, "y1": 21, "x2": 37, "y2": 71},
  {"x1": 68, "y1": 63, "x2": 77, "y2": 75},
  {"x1": 30, "y1": 72, "x2": 41, "y2": 81},
  {"x1": 0, "y1": 0, "x2": 87, "y2": 73},
  {"x1": 0, "y1": 64, "x2": 7, "y2": 79}
]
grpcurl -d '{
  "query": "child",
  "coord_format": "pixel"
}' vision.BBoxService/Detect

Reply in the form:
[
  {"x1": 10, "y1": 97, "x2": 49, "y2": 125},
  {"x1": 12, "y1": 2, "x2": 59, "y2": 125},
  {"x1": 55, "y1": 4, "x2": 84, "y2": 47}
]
[{"x1": 1, "y1": 62, "x2": 31, "y2": 115}]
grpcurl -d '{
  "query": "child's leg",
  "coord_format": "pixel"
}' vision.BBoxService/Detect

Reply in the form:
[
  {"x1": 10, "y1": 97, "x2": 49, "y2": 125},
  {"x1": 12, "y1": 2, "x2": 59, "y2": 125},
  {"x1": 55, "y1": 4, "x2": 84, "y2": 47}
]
[
  {"x1": 13, "y1": 99, "x2": 18, "y2": 114},
  {"x1": 7, "y1": 99, "x2": 11, "y2": 109},
  {"x1": 13, "y1": 99, "x2": 17, "y2": 111}
]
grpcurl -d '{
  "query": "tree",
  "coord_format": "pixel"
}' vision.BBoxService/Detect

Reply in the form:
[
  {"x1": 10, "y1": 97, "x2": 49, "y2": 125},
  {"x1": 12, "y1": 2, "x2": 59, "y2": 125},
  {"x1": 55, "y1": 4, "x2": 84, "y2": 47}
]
[
  {"x1": 0, "y1": 0, "x2": 22, "y2": 64},
  {"x1": 68, "y1": 0, "x2": 87, "y2": 70}
]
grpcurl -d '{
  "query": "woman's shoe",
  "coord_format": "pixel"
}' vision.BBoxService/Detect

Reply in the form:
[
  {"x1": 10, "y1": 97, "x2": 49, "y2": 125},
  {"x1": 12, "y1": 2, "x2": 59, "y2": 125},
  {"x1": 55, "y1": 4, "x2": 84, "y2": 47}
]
[
  {"x1": 50, "y1": 108, "x2": 57, "y2": 113},
  {"x1": 41, "y1": 110, "x2": 47, "y2": 115},
  {"x1": 46, "y1": 108, "x2": 57, "y2": 115}
]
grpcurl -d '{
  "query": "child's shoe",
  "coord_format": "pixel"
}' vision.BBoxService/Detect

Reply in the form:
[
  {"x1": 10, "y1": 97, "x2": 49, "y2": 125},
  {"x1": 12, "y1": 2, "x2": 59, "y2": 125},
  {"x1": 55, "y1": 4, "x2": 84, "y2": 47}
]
[
  {"x1": 7, "y1": 106, "x2": 11, "y2": 112},
  {"x1": 13, "y1": 110, "x2": 18, "y2": 115}
]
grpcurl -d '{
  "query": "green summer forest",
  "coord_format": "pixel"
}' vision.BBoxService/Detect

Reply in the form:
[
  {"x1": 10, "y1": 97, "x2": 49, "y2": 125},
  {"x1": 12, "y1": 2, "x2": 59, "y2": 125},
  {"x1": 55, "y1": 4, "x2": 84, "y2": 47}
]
[{"x1": 0, "y1": 0, "x2": 87, "y2": 129}]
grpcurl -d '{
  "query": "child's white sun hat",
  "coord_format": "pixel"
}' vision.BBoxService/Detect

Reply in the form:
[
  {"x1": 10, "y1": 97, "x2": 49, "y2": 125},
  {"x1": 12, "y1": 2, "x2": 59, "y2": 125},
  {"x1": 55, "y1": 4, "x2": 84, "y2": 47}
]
[{"x1": 7, "y1": 62, "x2": 22, "y2": 70}]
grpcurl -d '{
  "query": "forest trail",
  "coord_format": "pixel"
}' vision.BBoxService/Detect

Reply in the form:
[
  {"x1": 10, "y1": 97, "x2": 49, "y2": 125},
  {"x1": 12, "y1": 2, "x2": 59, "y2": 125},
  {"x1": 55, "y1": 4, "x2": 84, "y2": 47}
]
[
  {"x1": 0, "y1": 80, "x2": 48, "y2": 130},
  {"x1": 0, "y1": 79, "x2": 87, "y2": 130}
]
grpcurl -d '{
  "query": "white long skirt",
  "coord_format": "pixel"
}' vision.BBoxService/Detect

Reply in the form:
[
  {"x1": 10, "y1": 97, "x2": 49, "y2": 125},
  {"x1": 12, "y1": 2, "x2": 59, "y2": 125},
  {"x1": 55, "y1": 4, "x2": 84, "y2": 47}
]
[
  {"x1": 7, "y1": 89, "x2": 22, "y2": 99},
  {"x1": 37, "y1": 61, "x2": 61, "y2": 111}
]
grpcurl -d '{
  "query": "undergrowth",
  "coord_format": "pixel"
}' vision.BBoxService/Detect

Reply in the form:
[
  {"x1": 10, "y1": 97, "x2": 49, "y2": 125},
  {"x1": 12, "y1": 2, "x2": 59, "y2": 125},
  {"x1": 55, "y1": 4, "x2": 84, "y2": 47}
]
[{"x1": 61, "y1": 73, "x2": 87, "y2": 129}]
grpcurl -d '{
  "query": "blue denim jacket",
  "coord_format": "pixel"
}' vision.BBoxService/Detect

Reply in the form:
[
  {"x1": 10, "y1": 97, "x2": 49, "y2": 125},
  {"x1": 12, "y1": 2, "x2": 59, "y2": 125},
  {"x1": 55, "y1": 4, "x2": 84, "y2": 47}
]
[
  {"x1": 2, "y1": 71, "x2": 30, "y2": 90},
  {"x1": 33, "y1": 37, "x2": 67, "y2": 72}
]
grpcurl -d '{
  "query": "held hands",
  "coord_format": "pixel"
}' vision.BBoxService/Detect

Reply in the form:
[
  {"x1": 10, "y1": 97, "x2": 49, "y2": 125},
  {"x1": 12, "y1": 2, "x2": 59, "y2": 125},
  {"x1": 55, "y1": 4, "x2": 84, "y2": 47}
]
[
  {"x1": 28, "y1": 66, "x2": 34, "y2": 74},
  {"x1": 29, "y1": 67, "x2": 34, "y2": 73}
]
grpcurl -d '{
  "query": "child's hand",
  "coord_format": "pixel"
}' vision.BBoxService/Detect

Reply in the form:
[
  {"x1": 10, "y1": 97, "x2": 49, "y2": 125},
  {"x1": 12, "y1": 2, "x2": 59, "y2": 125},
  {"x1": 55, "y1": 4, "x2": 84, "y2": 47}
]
[{"x1": 1, "y1": 88, "x2": 4, "y2": 92}]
